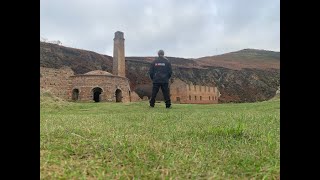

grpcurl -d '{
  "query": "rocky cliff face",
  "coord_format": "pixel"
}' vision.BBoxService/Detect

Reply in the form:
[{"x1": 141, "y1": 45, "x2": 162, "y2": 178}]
[
  {"x1": 40, "y1": 42, "x2": 280, "y2": 103},
  {"x1": 126, "y1": 60, "x2": 279, "y2": 103}
]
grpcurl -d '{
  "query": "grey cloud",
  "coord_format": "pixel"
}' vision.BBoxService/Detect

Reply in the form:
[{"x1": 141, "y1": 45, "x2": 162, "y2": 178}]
[{"x1": 40, "y1": 0, "x2": 279, "y2": 58}]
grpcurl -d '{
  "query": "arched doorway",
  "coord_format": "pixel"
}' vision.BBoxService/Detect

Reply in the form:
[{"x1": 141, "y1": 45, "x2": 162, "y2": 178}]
[
  {"x1": 92, "y1": 87, "x2": 103, "y2": 102},
  {"x1": 115, "y1": 89, "x2": 122, "y2": 102},
  {"x1": 72, "y1": 89, "x2": 79, "y2": 101}
]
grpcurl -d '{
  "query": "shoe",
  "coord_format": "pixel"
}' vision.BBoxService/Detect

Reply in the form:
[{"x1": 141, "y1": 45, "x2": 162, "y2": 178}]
[
  {"x1": 149, "y1": 105, "x2": 154, "y2": 108},
  {"x1": 166, "y1": 106, "x2": 171, "y2": 109}
]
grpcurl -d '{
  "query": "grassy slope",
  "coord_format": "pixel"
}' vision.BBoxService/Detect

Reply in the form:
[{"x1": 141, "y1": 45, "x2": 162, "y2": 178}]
[
  {"x1": 40, "y1": 97, "x2": 280, "y2": 179},
  {"x1": 196, "y1": 49, "x2": 280, "y2": 70}
]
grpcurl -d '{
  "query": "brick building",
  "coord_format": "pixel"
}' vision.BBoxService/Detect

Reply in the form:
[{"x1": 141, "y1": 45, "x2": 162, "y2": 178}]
[
  {"x1": 70, "y1": 70, "x2": 131, "y2": 102},
  {"x1": 40, "y1": 31, "x2": 140, "y2": 103},
  {"x1": 170, "y1": 78, "x2": 220, "y2": 104}
]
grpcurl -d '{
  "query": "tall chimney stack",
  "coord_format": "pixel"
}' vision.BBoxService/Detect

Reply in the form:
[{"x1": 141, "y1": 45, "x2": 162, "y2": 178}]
[{"x1": 113, "y1": 31, "x2": 125, "y2": 77}]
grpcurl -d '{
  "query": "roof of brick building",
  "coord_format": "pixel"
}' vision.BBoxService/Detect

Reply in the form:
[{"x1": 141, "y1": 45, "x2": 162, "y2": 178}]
[{"x1": 84, "y1": 70, "x2": 113, "y2": 76}]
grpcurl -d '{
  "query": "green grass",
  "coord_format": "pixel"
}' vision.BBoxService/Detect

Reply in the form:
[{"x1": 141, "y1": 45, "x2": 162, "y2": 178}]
[{"x1": 40, "y1": 96, "x2": 280, "y2": 179}]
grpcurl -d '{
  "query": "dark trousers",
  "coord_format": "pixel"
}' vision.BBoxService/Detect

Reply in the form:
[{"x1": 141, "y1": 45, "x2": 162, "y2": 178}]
[{"x1": 150, "y1": 83, "x2": 171, "y2": 107}]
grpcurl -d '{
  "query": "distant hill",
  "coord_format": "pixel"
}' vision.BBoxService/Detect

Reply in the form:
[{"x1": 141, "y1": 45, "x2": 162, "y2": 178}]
[
  {"x1": 40, "y1": 42, "x2": 113, "y2": 74},
  {"x1": 196, "y1": 49, "x2": 280, "y2": 70},
  {"x1": 40, "y1": 42, "x2": 280, "y2": 103}
]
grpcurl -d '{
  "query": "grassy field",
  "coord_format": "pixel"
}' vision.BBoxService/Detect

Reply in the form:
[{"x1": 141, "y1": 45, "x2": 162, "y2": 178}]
[{"x1": 40, "y1": 94, "x2": 280, "y2": 179}]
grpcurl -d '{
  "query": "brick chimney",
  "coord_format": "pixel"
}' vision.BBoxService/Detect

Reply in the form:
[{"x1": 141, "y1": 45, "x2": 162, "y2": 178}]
[{"x1": 113, "y1": 31, "x2": 125, "y2": 77}]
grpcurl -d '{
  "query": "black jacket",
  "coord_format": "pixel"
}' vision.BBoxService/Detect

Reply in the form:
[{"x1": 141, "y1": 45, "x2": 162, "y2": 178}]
[{"x1": 149, "y1": 56, "x2": 172, "y2": 83}]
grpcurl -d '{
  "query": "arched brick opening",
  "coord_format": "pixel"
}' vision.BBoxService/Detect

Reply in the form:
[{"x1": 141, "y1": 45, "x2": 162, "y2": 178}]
[
  {"x1": 115, "y1": 89, "x2": 122, "y2": 102},
  {"x1": 92, "y1": 87, "x2": 103, "y2": 102},
  {"x1": 72, "y1": 89, "x2": 79, "y2": 101}
]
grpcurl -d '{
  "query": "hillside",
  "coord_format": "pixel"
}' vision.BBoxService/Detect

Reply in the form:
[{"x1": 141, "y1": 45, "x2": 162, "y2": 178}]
[
  {"x1": 40, "y1": 42, "x2": 280, "y2": 103},
  {"x1": 196, "y1": 49, "x2": 280, "y2": 70},
  {"x1": 40, "y1": 42, "x2": 113, "y2": 74}
]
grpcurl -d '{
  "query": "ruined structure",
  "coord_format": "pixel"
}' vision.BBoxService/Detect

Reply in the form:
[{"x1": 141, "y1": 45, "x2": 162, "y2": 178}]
[
  {"x1": 40, "y1": 66, "x2": 74, "y2": 100},
  {"x1": 40, "y1": 31, "x2": 135, "y2": 103},
  {"x1": 70, "y1": 70, "x2": 131, "y2": 102},
  {"x1": 40, "y1": 31, "x2": 221, "y2": 104},
  {"x1": 170, "y1": 78, "x2": 220, "y2": 104}
]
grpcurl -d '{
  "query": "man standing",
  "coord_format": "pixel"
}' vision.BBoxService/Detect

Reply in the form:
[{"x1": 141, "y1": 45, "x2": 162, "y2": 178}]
[{"x1": 149, "y1": 50, "x2": 172, "y2": 108}]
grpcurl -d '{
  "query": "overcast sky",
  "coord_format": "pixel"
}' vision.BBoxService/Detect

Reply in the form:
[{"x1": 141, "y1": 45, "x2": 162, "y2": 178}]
[{"x1": 40, "y1": 0, "x2": 279, "y2": 58}]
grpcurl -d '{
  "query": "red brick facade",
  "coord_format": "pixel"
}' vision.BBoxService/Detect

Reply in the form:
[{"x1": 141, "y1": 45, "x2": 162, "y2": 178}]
[
  {"x1": 40, "y1": 67, "x2": 134, "y2": 102},
  {"x1": 70, "y1": 71, "x2": 131, "y2": 102},
  {"x1": 170, "y1": 78, "x2": 220, "y2": 104}
]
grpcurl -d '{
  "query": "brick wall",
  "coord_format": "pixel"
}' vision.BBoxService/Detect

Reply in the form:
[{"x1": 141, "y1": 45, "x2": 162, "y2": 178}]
[
  {"x1": 40, "y1": 67, "x2": 74, "y2": 99},
  {"x1": 70, "y1": 75, "x2": 131, "y2": 102},
  {"x1": 170, "y1": 78, "x2": 220, "y2": 104}
]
